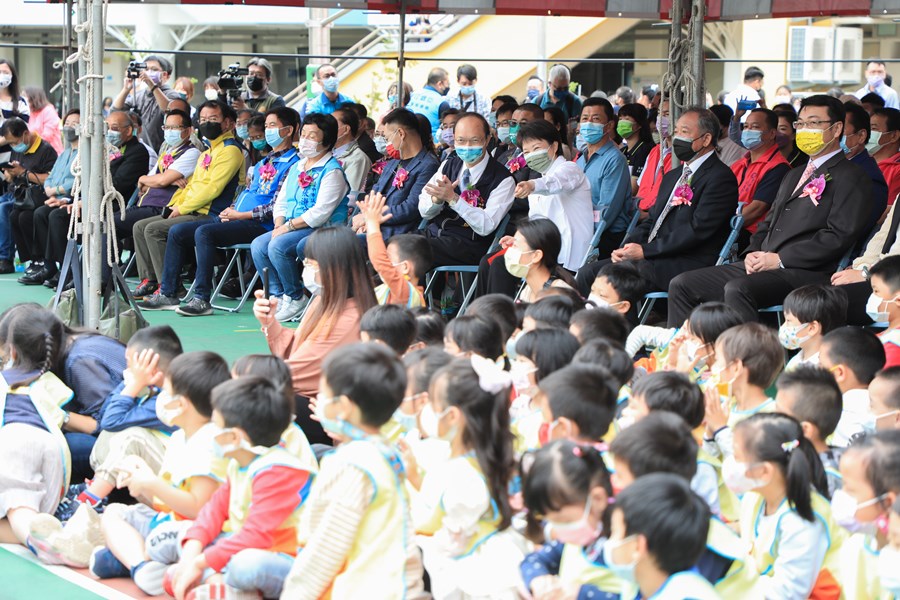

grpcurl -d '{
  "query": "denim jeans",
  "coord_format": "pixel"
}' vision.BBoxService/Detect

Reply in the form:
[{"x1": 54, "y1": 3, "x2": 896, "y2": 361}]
[
  {"x1": 65, "y1": 431, "x2": 98, "y2": 483},
  {"x1": 224, "y1": 549, "x2": 293, "y2": 599},
  {"x1": 0, "y1": 192, "x2": 14, "y2": 260},
  {"x1": 250, "y1": 228, "x2": 314, "y2": 299},
  {"x1": 193, "y1": 220, "x2": 268, "y2": 301},
  {"x1": 159, "y1": 217, "x2": 214, "y2": 296}
]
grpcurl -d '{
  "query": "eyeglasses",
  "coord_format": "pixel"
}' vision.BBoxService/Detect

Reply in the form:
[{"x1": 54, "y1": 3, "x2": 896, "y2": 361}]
[
  {"x1": 161, "y1": 125, "x2": 187, "y2": 132},
  {"x1": 793, "y1": 120, "x2": 833, "y2": 129},
  {"x1": 496, "y1": 120, "x2": 512, "y2": 128}
]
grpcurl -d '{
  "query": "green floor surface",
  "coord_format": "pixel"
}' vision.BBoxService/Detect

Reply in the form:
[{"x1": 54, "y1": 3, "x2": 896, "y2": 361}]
[
  {"x1": 0, "y1": 547, "x2": 102, "y2": 599},
  {"x1": 0, "y1": 273, "x2": 276, "y2": 363}
]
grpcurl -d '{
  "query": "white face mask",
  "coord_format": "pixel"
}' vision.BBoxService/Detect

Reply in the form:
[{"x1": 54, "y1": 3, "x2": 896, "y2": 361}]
[
  {"x1": 588, "y1": 294, "x2": 621, "y2": 310},
  {"x1": 298, "y1": 137, "x2": 321, "y2": 159},
  {"x1": 509, "y1": 361, "x2": 536, "y2": 394},
  {"x1": 0, "y1": 73, "x2": 12, "y2": 89},
  {"x1": 866, "y1": 293, "x2": 895, "y2": 323},
  {"x1": 418, "y1": 403, "x2": 454, "y2": 441},
  {"x1": 831, "y1": 488, "x2": 885, "y2": 534},
  {"x1": 154, "y1": 391, "x2": 182, "y2": 427},
  {"x1": 602, "y1": 535, "x2": 638, "y2": 584},
  {"x1": 204, "y1": 88, "x2": 219, "y2": 101},
  {"x1": 302, "y1": 266, "x2": 321, "y2": 295},
  {"x1": 722, "y1": 456, "x2": 767, "y2": 495}
]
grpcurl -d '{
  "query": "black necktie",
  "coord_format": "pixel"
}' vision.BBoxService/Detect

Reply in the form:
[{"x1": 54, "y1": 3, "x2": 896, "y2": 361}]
[{"x1": 882, "y1": 202, "x2": 900, "y2": 254}]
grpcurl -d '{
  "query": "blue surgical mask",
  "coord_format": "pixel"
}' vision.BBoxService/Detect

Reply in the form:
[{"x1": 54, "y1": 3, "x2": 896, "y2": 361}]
[
  {"x1": 840, "y1": 136, "x2": 852, "y2": 154},
  {"x1": 460, "y1": 85, "x2": 475, "y2": 96},
  {"x1": 323, "y1": 77, "x2": 340, "y2": 94},
  {"x1": 393, "y1": 407, "x2": 418, "y2": 432},
  {"x1": 579, "y1": 123, "x2": 605, "y2": 145},
  {"x1": 236, "y1": 125, "x2": 249, "y2": 140},
  {"x1": 106, "y1": 130, "x2": 122, "y2": 146},
  {"x1": 251, "y1": 138, "x2": 268, "y2": 151},
  {"x1": 375, "y1": 136, "x2": 388, "y2": 155},
  {"x1": 433, "y1": 130, "x2": 442, "y2": 145},
  {"x1": 526, "y1": 89, "x2": 540, "y2": 102},
  {"x1": 553, "y1": 87, "x2": 570, "y2": 101},
  {"x1": 265, "y1": 127, "x2": 285, "y2": 149},
  {"x1": 11, "y1": 142, "x2": 28, "y2": 153},
  {"x1": 455, "y1": 145, "x2": 484, "y2": 164},
  {"x1": 388, "y1": 94, "x2": 398, "y2": 106},
  {"x1": 163, "y1": 129, "x2": 183, "y2": 147},
  {"x1": 740, "y1": 129, "x2": 764, "y2": 150},
  {"x1": 575, "y1": 134, "x2": 589, "y2": 154}
]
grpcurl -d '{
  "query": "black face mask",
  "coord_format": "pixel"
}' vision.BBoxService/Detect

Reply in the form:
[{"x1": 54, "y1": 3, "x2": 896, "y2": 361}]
[
  {"x1": 672, "y1": 136, "x2": 700, "y2": 162},
  {"x1": 199, "y1": 122, "x2": 223, "y2": 141},
  {"x1": 63, "y1": 126, "x2": 78, "y2": 142},
  {"x1": 247, "y1": 76, "x2": 264, "y2": 92}
]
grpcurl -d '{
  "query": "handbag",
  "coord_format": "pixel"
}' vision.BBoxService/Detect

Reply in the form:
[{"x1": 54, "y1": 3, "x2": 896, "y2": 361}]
[
  {"x1": 12, "y1": 171, "x2": 46, "y2": 211},
  {"x1": 99, "y1": 281, "x2": 147, "y2": 344},
  {"x1": 48, "y1": 288, "x2": 81, "y2": 328}
]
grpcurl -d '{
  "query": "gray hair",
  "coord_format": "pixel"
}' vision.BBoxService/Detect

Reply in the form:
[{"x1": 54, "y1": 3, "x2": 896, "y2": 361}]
[
  {"x1": 548, "y1": 64, "x2": 571, "y2": 84},
  {"x1": 683, "y1": 106, "x2": 719, "y2": 148},
  {"x1": 249, "y1": 57, "x2": 274, "y2": 79},
  {"x1": 616, "y1": 86, "x2": 635, "y2": 104}
]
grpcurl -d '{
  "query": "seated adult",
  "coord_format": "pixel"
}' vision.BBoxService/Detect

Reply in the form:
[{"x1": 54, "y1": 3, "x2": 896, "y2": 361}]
[
  {"x1": 251, "y1": 112, "x2": 350, "y2": 322},
  {"x1": 730, "y1": 108, "x2": 791, "y2": 250},
  {"x1": 617, "y1": 102, "x2": 654, "y2": 195},
  {"x1": 773, "y1": 105, "x2": 808, "y2": 168},
  {"x1": 133, "y1": 100, "x2": 244, "y2": 304},
  {"x1": 20, "y1": 109, "x2": 80, "y2": 286},
  {"x1": 491, "y1": 101, "x2": 519, "y2": 158},
  {"x1": 635, "y1": 97, "x2": 673, "y2": 216},
  {"x1": 146, "y1": 107, "x2": 302, "y2": 316},
  {"x1": 493, "y1": 103, "x2": 544, "y2": 228},
  {"x1": 841, "y1": 102, "x2": 888, "y2": 240},
  {"x1": 870, "y1": 107, "x2": 900, "y2": 214},
  {"x1": 352, "y1": 108, "x2": 439, "y2": 238},
  {"x1": 574, "y1": 107, "x2": 738, "y2": 298},
  {"x1": 543, "y1": 105, "x2": 576, "y2": 160},
  {"x1": 252, "y1": 226, "x2": 377, "y2": 445},
  {"x1": 498, "y1": 217, "x2": 577, "y2": 302},
  {"x1": 477, "y1": 119, "x2": 592, "y2": 297},
  {"x1": 0, "y1": 116, "x2": 57, "y2": 274},
  {"x1": 331, "y1": 107, "x2": 372, "y2": 201},
  {"x1": 576, "y1": 97, "x2": 633, "y2": 253},
  {"x1": 418, "y1": 112, "x2": 515, "y2": 267},
  {"x1": 668, "y1": 95, "x2": 872, "y2": 325}
]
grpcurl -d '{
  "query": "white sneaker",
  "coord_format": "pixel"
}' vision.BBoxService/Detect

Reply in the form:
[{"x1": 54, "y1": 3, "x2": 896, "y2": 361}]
[{"x1": 275, "y1": 295, "x2": 309, "y2": 322}]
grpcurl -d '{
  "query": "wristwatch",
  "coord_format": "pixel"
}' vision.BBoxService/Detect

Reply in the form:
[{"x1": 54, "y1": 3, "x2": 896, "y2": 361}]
[{"x1": 862, "y1": 266, "x2": 870, "y2": 280}]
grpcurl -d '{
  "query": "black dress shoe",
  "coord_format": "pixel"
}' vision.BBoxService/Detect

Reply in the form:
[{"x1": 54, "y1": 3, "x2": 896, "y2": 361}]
[
  {"x1": 0, "y1": 260, "x2": 13, "y2": 275},
  {"x1": 43, "y1": 271, "x2": 61, "y2": 288},
  {"x1": 19, "y1": 267, "x2": 55, "y2": 286}
]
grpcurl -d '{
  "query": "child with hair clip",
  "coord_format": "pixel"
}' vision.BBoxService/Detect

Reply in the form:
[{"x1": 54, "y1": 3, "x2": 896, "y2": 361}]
[
  {"x1": 0, "y1": 306, "x2": 74, "y2": 547},
  {"x1": 413, "y1": 355, "x2": 528, "y2": 599},
  {"x1": 834, "y1": 430, "x2": 900, "y2": 599},
  {"x1": 729, "y1": 412, "x2": 845, "y2": 599},
  {"x1": 519, "y1": 440, "x2": 636, "y2": 599}
]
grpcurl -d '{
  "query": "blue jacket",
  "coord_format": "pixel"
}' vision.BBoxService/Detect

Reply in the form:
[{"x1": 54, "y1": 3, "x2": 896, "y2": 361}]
[
  {"x1": 99, "y1": 382, "x2": 176, "y2": 434},
  {"x1": 373, "y1": 148, "x2": 440, "y2": 238},
  {"x1": 408, "y1": 86, "x2": 449, "y2": 135}
]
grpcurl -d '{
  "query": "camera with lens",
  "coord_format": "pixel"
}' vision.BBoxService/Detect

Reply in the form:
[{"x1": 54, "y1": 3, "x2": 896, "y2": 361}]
[
  {"x1": 217, "y1": 62, "x2": 250, "y2": 102},
  {"x1": 127, "y1": 61, "x2": 147, "y2": 80}
]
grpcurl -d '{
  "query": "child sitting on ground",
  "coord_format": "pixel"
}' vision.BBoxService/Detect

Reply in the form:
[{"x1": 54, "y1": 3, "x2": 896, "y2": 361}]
[
  {"x1": 55, "y1": 325, "x2": 184, "y2": 521},
  {"x1": 362, "y1": 191, "x2": 432, "y2": 307},
  {"x1": 569, "y1": 307, "x2": 630, "y2": 348},
  {"x1": 586, "y1": 262, "x2": 645, "y2": 327},
  {"x1": 775, "y1": 364, "x2": 845, "y2": 496},
  {"x1": 780, "y1": 285, "x2": 847, "y2": 370},
  {"x1": 820, "y1": 326, "x2": 886, "y2": 446},
  {"x1": 360, "y1": 304, "x2": 418, "y2": 355},
  {"x1": 168, "y1": 376, "x2": 315, "y2": 600},
  {"x1": 869, "y1": 366, "x2": 900, "y2": 431},
  {"x1": 280, "y1": 343, "x2": 426, "y2": 598},
  {"x1": 703, "y1": 322, "x2": 784, "y2": 463},
  {"x1": 537, "y1": 364, "x2": 619, "y2": 446},
  {"x1": 868, "y1": 255, "x2": 900, "y2": 367},
  {"x1": 443, "y1": 314, "x2": 505, "y2": 362}
]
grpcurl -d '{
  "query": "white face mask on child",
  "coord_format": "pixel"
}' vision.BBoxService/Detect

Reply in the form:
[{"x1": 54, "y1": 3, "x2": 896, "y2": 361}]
[{"x1": 155, "y1": 391, "x2": 182, "y2": 427}]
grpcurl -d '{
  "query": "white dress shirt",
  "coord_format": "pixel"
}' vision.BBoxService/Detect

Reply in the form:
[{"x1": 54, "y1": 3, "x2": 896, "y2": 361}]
[
  {"x1": 529, "y1": 156, "x2": 594, "y2": 270},
  {"x1": 273, "y1": 152, "x2": 349, "y2": 228},
  {"x1": 418, "y1": 154, "x2": 516, "y2": 237}
]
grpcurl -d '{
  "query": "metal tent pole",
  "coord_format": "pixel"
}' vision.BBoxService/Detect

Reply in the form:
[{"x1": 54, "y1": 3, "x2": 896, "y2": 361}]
[
  {"x1": 687, "y1": 0, "x2": 706, "y2": 108},
  {"x1": 85, "y1": 0, "x2": 105, "y2": 329},
  {"x1": 666, "y1": 0, "x2": 684, "y2": 169},
  {"x1": 62, "y1": 0, "x2": 75, "y2": 114},
  {"x1": 396, "y1": 0, "x2": 406, "y2": 110}
]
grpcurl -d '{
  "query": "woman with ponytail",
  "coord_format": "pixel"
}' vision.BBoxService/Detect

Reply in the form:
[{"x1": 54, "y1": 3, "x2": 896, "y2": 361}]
[
  {"x1": 413, "y1": 356, "x2": 528, "y2": 599},
  {"x1": 728, "y1": 412, "x2": 846, "y2": 599},
  {"x1": 0, "y1": 305, "x2": 74, "y2": 547}
]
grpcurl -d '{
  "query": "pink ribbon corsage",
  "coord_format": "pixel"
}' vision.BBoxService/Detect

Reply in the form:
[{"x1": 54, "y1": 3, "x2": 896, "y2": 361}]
[
  {"x1": 392, "y1": 168, "x2": 409, "y2": 189},
  {"x1": 161, "y1": 153, "x2": 174, "y2": 171},
  {"x1": 506, "y1": 155, "x2": 526, "y2": 173},
  {"x1": 672, "y1": 184, "x2": 693, "y2": 207},
  {"x1": 372, "y1": 159, "x2": 387, "y2": 176},
  {"x1": 202, "y1": 154, "x2": 212, "y2": 170},
  {"x1": 258, "y1": 162, "x2": 277, "y2": 182},
  {"x1": 298, "y1": 171, "x2": 313, "y2": 188},
  {"x1": 460, "y1": 188, "x2": 483, "y2": 208},
  {"x1": 800, "y1": 175, "x2": 826, "y2": 206}
]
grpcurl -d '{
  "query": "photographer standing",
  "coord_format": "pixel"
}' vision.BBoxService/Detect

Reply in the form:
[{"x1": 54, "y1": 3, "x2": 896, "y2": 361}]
[
  {"x1": 113, "y1": 55, "x2": 181, "y2": 151},
  {"x1": 231, "y1": 57, "x2": 285, "y2": 114}
]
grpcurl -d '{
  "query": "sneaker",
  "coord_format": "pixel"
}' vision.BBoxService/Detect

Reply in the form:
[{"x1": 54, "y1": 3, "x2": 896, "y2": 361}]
[
  {"x1": 0, "y1": 259, "x2": 14, "y2": 274},
  {"x1": 187, "y1": 583, "x2": 263, "y2": 600},
  {"x1": 137, "y1": 290, "x2": 181, "y2": 311},
  {"x1": 218, "y1": 277, "x2": 243, "y2": 300},
  {"x1": 53, "y1": 496, "x2": 82, "y2": 523},
  {"x1": 132, "y1": 278, "x2": 159, "y2": 299},
  {"x1": 89, "y1": 547, "x2": 130, "y2": 579},
  {"x1": 132, "y1": 560, "x2": 169, "y2": 596},
  {"x1": 29, "y1": 504, "x2": 103, "y2": 567},
  {"x1": 274, "y1": 295, "x2": 309, "y2": 322},
  {"x1": 176, "y1": 297, "x2": 213, "y2": 317}
]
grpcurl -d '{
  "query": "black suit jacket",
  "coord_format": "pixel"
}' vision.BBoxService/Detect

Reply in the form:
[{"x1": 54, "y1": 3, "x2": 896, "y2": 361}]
[
  {"x1": 749, "y1": 150, "x2": 871, "y2": 272},
  {"x1": 627, "y1": 152, "x2": 738, "y2": 284}
]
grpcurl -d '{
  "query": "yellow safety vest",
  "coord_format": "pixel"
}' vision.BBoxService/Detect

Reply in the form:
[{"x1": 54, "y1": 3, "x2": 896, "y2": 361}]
[
  {"x1": 697, "y1": 447, "x2": 741, "y2": 524},
  {"x1": 838, "y1": 532, "x2": 893, "y2": 600},
  {"x1": 705, "y1": 516, "x2": 763, "y2": 598},
  {"x1": 557, "y1": 543, "x2": 638, "y2": 598},
  {"x1": 647, "y1": 570, "x2": 722, "y2": 599}
]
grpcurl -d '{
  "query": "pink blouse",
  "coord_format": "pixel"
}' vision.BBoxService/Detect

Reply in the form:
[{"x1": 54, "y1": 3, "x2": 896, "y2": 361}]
[{"x1": 28, "y1": 105, "x2": 62, "y2": 155}]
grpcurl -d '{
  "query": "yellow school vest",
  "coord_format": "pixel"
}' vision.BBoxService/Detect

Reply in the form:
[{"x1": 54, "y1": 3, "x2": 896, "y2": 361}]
[
  {"x1": 317, "y1": 438, "x2": 410, "y2": 599},
  {"x1": 648, "y1": 570, "x2": 722, "y2": 599},
  {"x1": 838, "y1": 532, "x2": 892, "y2": 600},
  {"x1": 227, "y1": 446, "x2": 311, "y2": 556},
  {"x1": 705, "y1": 516, "x2": 763, "y2": 598},
  {"x1": 0, "y1": 371, "x2": 74, "y2": 503},
  {"x1": 557, "y1": 543, "x2": 638, "y2": 598},
  {"x1": 726, "y1": 397, "x2": 776, "y2": 429},
  {"x1": 740, "y1": 491, "x2": 846, "y2": 600},
  {"x1": 280, "y1": 422, "x2": 319, "y2": 473},
  {"x1": 416, "y1": 456, "x2": 502, "y2": 558},
  {"x1": 697, "y1": 448, "x2": 741, "y2": 524}
]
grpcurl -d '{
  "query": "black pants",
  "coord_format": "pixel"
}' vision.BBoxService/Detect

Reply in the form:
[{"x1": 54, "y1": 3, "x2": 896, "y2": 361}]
[
  {"x1": 294, "y1": 394, "x2": 332, "y2": 446},
  {"x1": 475, "y1": 250, "x2": 520, "y2": 299},
  {"x1": 9, "y1": 205, "x2": 36, "y2": 262},
  {"x1": 114, "y1": 205, "x2": 163, "y2": 241},
  {"x1": 667, "y1": 262, "x2": 832, "y2": 326},
  {"x1": 426, "y1": 232, "x2": 490, "y2": 269},
  {"x1": 839, "y1": 281, "x2": 876, "y2": 326}
]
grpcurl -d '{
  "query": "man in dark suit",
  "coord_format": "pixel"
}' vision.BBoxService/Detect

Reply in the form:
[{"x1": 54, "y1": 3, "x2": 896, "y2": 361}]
[
  {"x1": 574, "y1": 106, "x2": 738, "y2": 296},
  {"x1": 668, "y1": 95, "x2": 872, "y2": 325}
]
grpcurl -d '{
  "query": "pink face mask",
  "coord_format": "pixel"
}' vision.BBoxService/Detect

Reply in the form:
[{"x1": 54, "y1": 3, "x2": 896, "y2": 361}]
[{"x1": 547, "y1": 496, "x2": 602, "y2": 547}]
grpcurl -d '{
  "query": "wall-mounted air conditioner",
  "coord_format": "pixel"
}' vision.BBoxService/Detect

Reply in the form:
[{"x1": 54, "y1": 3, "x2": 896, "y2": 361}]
[{"x1": 788, "y1": 26, "x2": 862, "y2": 85}]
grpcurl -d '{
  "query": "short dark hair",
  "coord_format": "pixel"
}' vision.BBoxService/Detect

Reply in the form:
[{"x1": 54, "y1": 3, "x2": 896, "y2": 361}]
[
  {"x1": 232, "y1": 354, "x2": 294, "y2": 404},
  {"x1": 212, "y1": 376, "x2": 291, "y2": 447},
  {"x1": 821, "y1": 326, "x2": 886, "y2": 385},
  {"x1": 743, "y1": 66, "x2": 765, "y2": 82},
  {"x1": 525, "y1": 295, "x2": 577, "y2": 330},
  {"x1": 0, "y1": 117, "x2": 28, "y2": 138},
  {"x1": 782, "y1": 285, "x2": 848, "y2": 334},
  {"x1": 844, "y1": 101, "x2": 872, "y2": 144},
  {"x1": 541, "y1": 364, "x2": 618, "y2": 440},
  {"x1": 360, "y1": 305, "x2": 417, "y2": 355},
  {"x1": 597, "y1": 262, "x2": 646, "y2": 312},
  {"x1": 717, "y1": 323, "x2": 785, "y2": 389},
  {"x1": 861, "y1": 92, "x2": 887, "y2": 109},
  {"x1": 633, "y1": 371, "x2": 704, "y2": 429},
  {"x1": 614, "y1": 473, "x2": 711, "y2": 575},
  {"x1": 456, "y1": 64, "x2": 477, "y2": 81},
  {"x1": 198, "y1": 99, "x2": 237, "y2": 123},
  {"x1": 870, "y1": 255, "x2": 900, "y2": 293},
  {"x1": 515, "y1": 103, "x2": 546, "y2": 122},
  {"x1": 519, "y1": 119, "x2": 564, "y2": 157},
  {"x1": 494, "y1": 94, "x2": 518, "y2": 106},
  {"x1": 874, "y1": 107, "x2": 900, "y2": 133},
  {"x1": 166, "y1": 351, "x2": 232, "y2": 418},
  {"x1": 265, "y1": 106, "x2": 301, "y2": 138},
  {"x1": 323, "y1": 342, "x2": 406, "y2": 427},
  {"x1": 515, "y1": 328, "x2": 581, "y2": 382},
  {"x1": 164, "y1": 109, "x2": 192, "y2": 129},
  {"x1": 446, "y1": 315, "x2": 504, "y2": 361},
  {"x1": 688, "y1": 302, "x2": 745, "y2": 346},
  {"x1": 848, "y1": 430, "x2": 900, "y2": 499},
  {"x1": 874, "y1": 366, "x2": 900, "y2": 411},
  {"x1": 467, "y1": 294, "x2": 517, "y2": 343},
  {"x1": 610, "y1": 411, "x2": 699, "y2": 481},
  {"x1": 496, "y1": 101, "x2": 519, "y2": 119},
  {"x1": 403, "y1": 346, "x2": 453, "y2": 395},
  {"x1": 333, "y1": 107, "x2": 360, "y2": 138},
  {"x1": 387, "y1": 233, "x2": 432, "y2": 282},
  {"x1": 570, "y1": 308, "x2": 629, "y2": 347},
  {"x1": 800, "y1": 94, "x2": 846, "y2": 128},
  {"x1": 581, "y1": 97, "x2": 615, "y2": 122},
  {"x1": 411, "y1": 308, "x2": 446, "y2": 347},
  {"x1": 749, "y1": 107, "x2": 779, "y2": 131},
  {"x1": 776, "y1": 365, "x2": 843, "y2": 438},
  {"x1": 145, "y1": 55, "x2": 173, "y2": 75},
  {"x1": 302, "y1": 112, "x2": 339, "y2": 150},
  {"x1": 572, "y1": 338, "x2": 634, "y2": 389},
  {"x1": 709, "y1": 104, "x2": 733, "y2": 131},
  {"x1": 126, "y1": 325, "x2": 183, "y2": 371}
]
